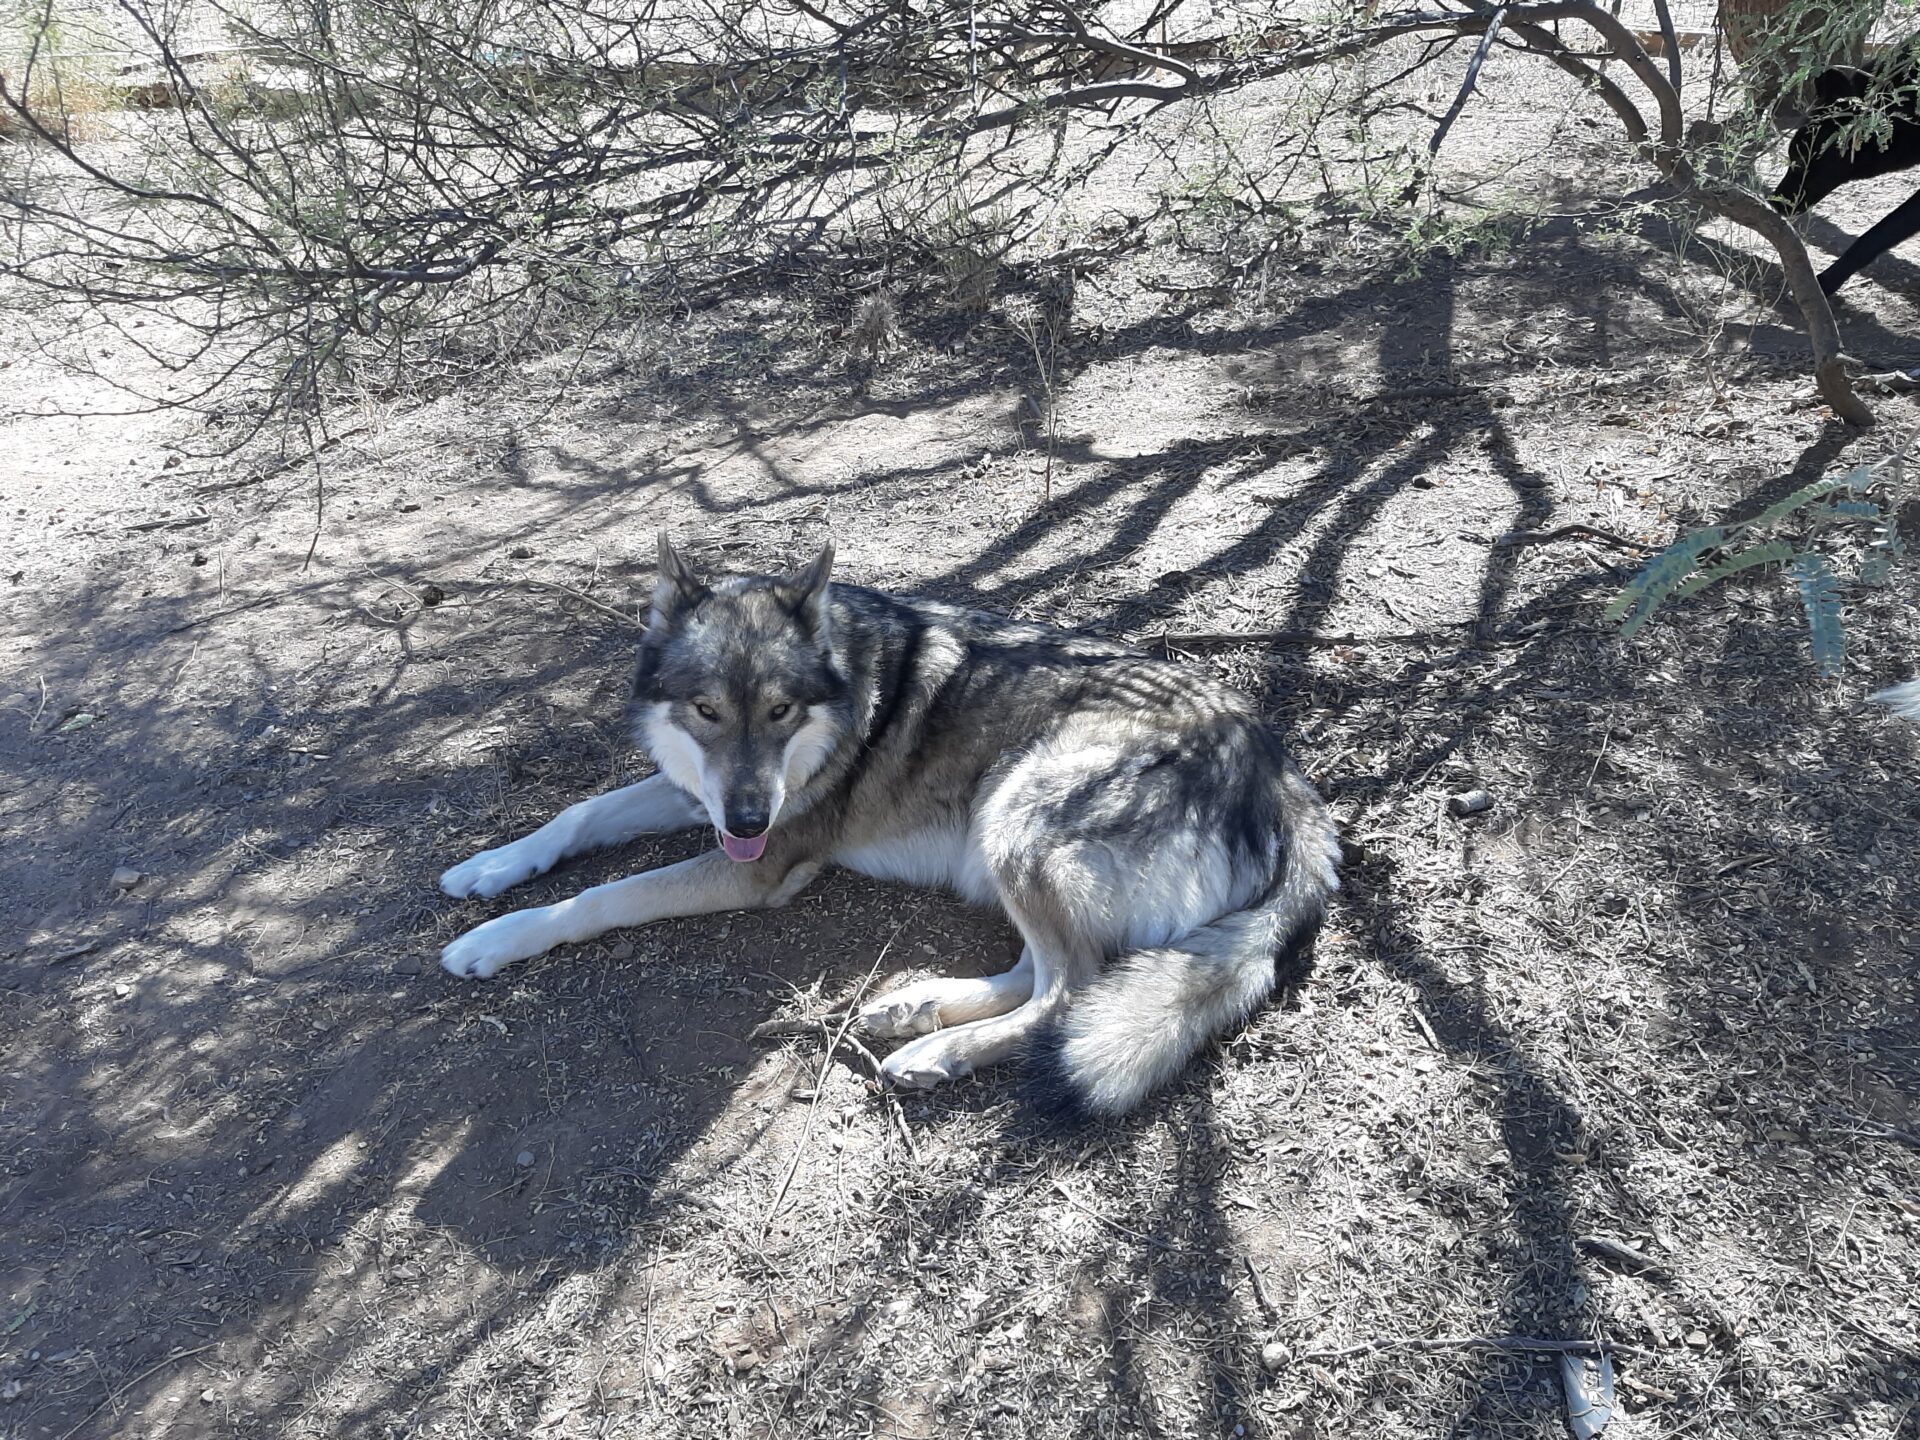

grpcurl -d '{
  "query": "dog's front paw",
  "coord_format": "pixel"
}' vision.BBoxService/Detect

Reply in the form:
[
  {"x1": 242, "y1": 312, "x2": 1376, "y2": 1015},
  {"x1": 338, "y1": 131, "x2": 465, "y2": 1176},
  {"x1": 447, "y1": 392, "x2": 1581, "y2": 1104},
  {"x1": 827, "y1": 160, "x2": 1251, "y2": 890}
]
[
  {"x1": 880, "y1": 1032, "x2": 973, "y2": 1091},
  {"x1": 439, "y1": 909, "x2": 562, "y2": 979},
  {"x1": 439, "y1": 841, "x2": 554, "y2": 899}
]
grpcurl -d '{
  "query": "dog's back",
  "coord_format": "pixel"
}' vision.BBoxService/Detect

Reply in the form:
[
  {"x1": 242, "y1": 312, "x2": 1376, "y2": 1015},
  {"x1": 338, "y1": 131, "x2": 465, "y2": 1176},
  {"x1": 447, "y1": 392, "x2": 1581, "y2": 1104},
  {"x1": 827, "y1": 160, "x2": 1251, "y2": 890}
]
[{"x1": 1773, "y1": 50, "x2": 1920, "y2": 292}]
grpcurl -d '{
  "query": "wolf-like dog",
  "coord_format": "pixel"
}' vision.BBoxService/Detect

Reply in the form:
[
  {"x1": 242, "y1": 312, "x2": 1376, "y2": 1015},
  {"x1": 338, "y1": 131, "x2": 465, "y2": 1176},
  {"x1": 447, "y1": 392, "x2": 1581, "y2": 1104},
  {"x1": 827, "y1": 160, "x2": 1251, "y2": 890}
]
[{"x1": 439, "y1": 536, "x2": 1340, "y2": 1117}]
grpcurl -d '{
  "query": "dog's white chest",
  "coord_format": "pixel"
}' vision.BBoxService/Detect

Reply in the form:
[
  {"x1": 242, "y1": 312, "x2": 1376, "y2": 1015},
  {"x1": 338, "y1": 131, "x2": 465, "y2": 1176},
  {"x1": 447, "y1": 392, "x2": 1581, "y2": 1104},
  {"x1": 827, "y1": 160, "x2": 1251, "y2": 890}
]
[{"x1": 835, "y1": 827, "x2": 994, "y2": 904}]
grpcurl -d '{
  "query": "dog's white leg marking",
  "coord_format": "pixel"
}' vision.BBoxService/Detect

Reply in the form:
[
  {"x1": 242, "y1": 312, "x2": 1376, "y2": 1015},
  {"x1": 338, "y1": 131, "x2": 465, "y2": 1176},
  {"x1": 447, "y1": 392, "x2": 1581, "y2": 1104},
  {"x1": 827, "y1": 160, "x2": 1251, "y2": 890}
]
[
  {"x1": 440, "y1": 852, "x2": 820, "y2": 979},
  {"x1": 880, "y1": 938, "x2": 1072, "y2": 1091},
  {"x1": 881, "y1": 1000, "x2": 1049, "y2": 1090},
  {"x1": 439, "y1": 775, "x2": 702, "y2": 899},
  {"x1": 858, "y1": 949, "x2": 1035, "y2": 1039}
]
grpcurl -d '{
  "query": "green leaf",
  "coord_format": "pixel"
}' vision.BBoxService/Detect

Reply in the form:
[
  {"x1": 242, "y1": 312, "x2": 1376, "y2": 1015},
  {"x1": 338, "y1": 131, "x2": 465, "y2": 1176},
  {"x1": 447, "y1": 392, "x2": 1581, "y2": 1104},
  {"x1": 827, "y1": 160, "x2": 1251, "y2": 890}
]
[
  {"x1": 1743, "y1": 471, "x2": 1866, "y2": 532},
  {"x1": 1791, "y1": 552, "x2": 1846, "y2": 678},
  {"x1": 1611, "y1": 527, "x2": 1726, "y2": 635},
  {"x1": 1672, "y1": 540, "x2": 1796, "y2": 598}
]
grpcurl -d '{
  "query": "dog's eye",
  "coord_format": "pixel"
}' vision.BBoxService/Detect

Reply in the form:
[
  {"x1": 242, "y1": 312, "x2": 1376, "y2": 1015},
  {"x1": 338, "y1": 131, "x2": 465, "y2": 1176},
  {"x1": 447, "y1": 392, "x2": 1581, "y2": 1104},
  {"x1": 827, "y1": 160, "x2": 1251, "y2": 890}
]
[
  {"x1": 694, "y1": 702, "x2": 720, "y2": 722},
  {"x1": 768, "y1": 702, "x2": 791, "y2": 721}
]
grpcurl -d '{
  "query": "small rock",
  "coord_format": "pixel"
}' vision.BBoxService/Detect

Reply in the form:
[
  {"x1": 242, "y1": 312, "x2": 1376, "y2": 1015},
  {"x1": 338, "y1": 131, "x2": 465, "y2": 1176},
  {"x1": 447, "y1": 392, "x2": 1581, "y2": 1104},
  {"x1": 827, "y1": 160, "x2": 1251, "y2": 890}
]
[
  {"x1": 1685, "y1": 1329, "x2": 1709, "y2": 1349},
  {"x1": 114, "y1": 982, "x2": 131, "y2": 999},
  {"x1": 516, "y1": 1150, "x2": 536, "y2": 1168},
  {"x1": 2, "y1": 1378, "x2": 23, "y2": 1401},
  {"x1": 508, "y1": 545, "x2": 535, "y2": 560},
  {"x1": 1260, "y1": 1341, "x2": 1292, "y2": 1372},
  {"x1": 417, "y1": 583, "x2": 446, "y2": 607},
  {"x1": 110, "y1": 866, "x2": 143, "y2": 890},
  {"x1": 200, "y1": 1387, "x2": 217, "y2": 1404},
  {"x1": 607, "y1": 940, "x2": 635, "y2": 961},
  {"x1": 398, "y1": 501, "x2": 421, "y2": 513},
  {"x1": 1447, "y1": 788, "x2": 1494, "y2": 818}
]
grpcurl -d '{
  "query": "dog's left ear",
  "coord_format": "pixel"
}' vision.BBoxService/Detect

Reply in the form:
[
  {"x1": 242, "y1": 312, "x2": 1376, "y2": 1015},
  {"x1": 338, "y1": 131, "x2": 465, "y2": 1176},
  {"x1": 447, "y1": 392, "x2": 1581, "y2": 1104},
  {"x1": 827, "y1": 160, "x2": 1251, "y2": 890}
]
[
  {"x1": 652, "y1": 531, "x2": 711, "y2": 625},
  {"x1": 782, "y1": 540, "x2": 835, "y2": 639}
]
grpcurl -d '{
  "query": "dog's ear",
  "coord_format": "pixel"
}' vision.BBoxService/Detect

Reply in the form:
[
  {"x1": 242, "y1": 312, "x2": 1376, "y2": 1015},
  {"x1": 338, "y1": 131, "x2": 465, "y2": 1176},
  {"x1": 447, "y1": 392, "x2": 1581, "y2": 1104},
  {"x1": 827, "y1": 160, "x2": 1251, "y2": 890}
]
[
  {"x1": 1812, "y1": 64, "x2": 1873, "y2": 106},
  {"x1": 782, "y1": 540, "x2": 835, "y2": 639},
  {"x1": 652, "y1": 532, "x2": 710, "y2": 624}
]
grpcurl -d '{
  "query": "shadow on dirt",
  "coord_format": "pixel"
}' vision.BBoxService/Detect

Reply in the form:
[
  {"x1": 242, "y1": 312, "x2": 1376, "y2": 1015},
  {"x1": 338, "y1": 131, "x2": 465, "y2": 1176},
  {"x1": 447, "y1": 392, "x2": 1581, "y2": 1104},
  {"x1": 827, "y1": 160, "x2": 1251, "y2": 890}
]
[{"x1": 4, "y1": 212, "x2": 1917, "y2": 1440}]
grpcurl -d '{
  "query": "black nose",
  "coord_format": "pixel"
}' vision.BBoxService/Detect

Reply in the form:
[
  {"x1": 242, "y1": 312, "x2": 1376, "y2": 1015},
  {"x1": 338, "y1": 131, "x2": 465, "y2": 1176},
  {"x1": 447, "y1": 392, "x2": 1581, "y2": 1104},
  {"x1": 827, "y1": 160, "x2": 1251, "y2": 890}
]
[{"x1": 726, "y1": 809, "x2": 770, "y2": 838}]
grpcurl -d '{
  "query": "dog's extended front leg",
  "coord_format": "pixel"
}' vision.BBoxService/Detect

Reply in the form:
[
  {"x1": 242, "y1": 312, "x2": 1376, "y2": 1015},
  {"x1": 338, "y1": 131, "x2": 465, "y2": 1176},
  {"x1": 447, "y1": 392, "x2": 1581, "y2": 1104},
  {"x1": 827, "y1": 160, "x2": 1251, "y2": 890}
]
[
  {"x1": 440, "y1": 774, "x2": 702, "y2": 899},
  {"x1": 440, "y1": 852, "x2": 819, "y2": 979}
]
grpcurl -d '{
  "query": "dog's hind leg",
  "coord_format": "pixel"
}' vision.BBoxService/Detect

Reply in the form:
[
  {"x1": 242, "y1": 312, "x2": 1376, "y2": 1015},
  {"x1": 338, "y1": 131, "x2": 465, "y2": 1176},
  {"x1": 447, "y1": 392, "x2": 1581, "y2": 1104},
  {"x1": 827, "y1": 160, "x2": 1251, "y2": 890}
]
[
  {"x1": 879, "y1": 894, "x2": 1097, "y2": 1091},
  {"x1": 441, "y1": 849, "x2": 820, "y2": 979},
  {"x1": 857, "y1": 948, "x2": 1035, "y2": 1039},
  {"x1": 440, "y1": 774, "x2": 702, "y2": 899}
]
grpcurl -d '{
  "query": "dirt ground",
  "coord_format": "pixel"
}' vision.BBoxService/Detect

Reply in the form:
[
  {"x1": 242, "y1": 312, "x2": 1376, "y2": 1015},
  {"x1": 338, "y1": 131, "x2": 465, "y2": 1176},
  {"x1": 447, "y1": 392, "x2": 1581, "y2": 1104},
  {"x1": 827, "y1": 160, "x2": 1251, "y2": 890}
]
[{"x1": 6, "y1": 88, "x2": 1920, "y2": 1440}]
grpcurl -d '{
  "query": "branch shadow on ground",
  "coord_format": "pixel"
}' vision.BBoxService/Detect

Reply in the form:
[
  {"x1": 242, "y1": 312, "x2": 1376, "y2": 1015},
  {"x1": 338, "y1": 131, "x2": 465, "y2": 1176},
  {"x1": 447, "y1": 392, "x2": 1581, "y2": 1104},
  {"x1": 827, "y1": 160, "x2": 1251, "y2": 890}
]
[{"x1": 3, "y1": 211, "x2": 1917, "y2": 1440}]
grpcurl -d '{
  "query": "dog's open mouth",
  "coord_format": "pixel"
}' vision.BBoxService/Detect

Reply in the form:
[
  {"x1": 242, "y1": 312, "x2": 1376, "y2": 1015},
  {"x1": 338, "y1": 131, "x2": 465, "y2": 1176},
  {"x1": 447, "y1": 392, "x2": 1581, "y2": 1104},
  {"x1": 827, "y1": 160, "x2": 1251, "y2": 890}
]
[{"x1": 720, "y1": 831, "x2": 768, "y2": 862}]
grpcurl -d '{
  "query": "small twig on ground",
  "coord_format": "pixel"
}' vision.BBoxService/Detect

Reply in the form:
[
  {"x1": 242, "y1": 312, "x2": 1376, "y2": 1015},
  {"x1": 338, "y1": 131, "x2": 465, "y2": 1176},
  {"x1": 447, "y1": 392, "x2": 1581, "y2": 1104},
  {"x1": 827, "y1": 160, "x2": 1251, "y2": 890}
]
[
  {"x1": 1494, "y1": 523, "x2": 1656, "y2": 551},
  {"x1": 1152, "y1": 623, "x2": 1471, "y2": 651},
  {"x1": 161, "y1": 594, "x2": 278, "y2": 635},
  {"x1": 517, "y1": 579, "x2": 644, "y2": 629},
  {"x1": 1297, "y1": 1334, "x2": 1658, "y2": 1365},
  {"x1": 1051, "y1": 1179, "x2": 1172, "y2": 1250},
  {"x1": 1818, "y1": 1104, "x2": 1920, "y2": 1149},
  {"x1": 124, "y1": 513, "x2": 212, "y2": 533},
  {"x1": 57, "y1": 1344, "x2": 219, "y2": 1440},
  {"x1": 363, "y1": 567, "x2": 428, "y2": 612},
  {"x1": 1361, "y1": 383, "x2": 1489, "y2": 405},
  {"x1": 748, "y1": 1011, "x2": 920, "y2": 1162},
  {"x1": 1243, "y1": 1256, "x2": 1279, "y2": 1320},
  {"x1": 760, "y1": 943, "x2": 901, "y2": 1237},
  {"x1": 190, "y1": 425, "x2": 371, "y2": 494},
  {"x1": 749, "y1": 1014, "x2": 851, "y2": 1040},
  {"x1": 1577, "y1": 1233, "x2": 1669, "y2": 1277}
]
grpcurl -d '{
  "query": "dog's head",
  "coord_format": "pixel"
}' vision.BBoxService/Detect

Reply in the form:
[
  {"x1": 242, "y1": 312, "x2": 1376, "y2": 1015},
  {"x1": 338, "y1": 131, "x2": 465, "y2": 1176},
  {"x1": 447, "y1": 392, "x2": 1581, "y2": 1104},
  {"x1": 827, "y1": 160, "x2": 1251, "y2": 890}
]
[{"x1": 630, "y1": 534, "x2": 851, "y2": 861}]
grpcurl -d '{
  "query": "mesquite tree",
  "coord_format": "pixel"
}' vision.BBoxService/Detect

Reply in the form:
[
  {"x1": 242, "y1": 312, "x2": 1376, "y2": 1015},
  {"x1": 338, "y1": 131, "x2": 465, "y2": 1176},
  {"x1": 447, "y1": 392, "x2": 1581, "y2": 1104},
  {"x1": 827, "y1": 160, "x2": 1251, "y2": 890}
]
[{"x1": 0, "y1": 0, "x2": 1879, "y2": 428}]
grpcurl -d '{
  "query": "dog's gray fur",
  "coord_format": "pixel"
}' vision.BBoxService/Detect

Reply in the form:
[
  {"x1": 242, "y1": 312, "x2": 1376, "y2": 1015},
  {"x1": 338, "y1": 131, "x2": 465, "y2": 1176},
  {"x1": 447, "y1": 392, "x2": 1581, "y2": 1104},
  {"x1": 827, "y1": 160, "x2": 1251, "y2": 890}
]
[{"x1": 440, "y1": 536, "x2": 1340, "y2": 1116}]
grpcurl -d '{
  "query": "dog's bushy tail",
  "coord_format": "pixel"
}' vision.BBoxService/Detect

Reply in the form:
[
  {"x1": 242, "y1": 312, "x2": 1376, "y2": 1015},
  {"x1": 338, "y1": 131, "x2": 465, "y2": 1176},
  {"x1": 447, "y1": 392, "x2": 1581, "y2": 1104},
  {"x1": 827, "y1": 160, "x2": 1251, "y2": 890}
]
[
  {"x1": 1872, "y1": 679, "x2": 1920, "y2": 724},
  {"x1": 1033, "y1": 777, "x2": 1340, "y2": 1120}
]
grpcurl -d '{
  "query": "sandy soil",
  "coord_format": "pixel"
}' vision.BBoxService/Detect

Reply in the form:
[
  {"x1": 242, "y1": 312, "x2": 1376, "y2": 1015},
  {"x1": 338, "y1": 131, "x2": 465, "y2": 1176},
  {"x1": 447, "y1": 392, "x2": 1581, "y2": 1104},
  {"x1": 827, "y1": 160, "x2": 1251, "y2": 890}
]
[{"x1": 3, "y1": 83, "x2": 1920, "y2": 1440}]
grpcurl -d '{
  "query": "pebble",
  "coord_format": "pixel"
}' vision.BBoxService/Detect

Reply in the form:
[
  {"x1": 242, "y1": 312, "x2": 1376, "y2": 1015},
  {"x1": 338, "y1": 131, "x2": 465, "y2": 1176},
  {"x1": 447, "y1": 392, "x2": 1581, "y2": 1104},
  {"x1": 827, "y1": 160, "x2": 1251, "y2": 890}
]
[
  {"x1": 516, "y1": 1150, "x2": 536, "y2": 1168},
  {"x1": 508, "y1": 545, "x2": 535, "y2": 560},
  {"x1": 111, "y1": 866, "x2": 143, "y2": 890},
  {"x1": 608, "y1": 941, "x2": 635, "y2": 961},
  {"x1": 1260, "y1": 1341, "x2": 1292, "y2": 1372},
  {"x1": 1447, "y1": 788, "x2": 1494, "y2": 817},
  {"x1": 114, "y1": 982, "x2": 131, "y2": 999}
]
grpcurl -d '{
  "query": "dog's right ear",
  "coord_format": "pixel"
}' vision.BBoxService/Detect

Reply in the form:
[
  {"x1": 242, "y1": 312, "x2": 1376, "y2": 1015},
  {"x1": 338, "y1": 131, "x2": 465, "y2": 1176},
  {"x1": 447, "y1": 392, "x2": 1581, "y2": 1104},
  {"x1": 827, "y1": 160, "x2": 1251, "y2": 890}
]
[{"x1": 652, "y1": 532, "x2": 710, "y2": 625}]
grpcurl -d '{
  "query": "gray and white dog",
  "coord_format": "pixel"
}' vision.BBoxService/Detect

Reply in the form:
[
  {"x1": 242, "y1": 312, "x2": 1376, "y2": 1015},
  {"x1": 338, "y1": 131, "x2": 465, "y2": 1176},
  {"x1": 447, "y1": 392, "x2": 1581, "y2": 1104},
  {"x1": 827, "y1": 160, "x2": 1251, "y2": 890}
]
[{"x1": 439, "y1": 537, "x2": 1340, "y2": 1117}]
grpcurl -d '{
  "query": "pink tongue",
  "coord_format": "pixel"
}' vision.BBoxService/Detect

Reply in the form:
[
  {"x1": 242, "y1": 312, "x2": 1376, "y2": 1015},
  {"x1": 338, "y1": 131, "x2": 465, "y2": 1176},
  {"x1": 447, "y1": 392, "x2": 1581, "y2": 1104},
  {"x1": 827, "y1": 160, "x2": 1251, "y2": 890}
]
[{"x1": 720, "y1": 831, "x2": 767, "y2": 862}]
